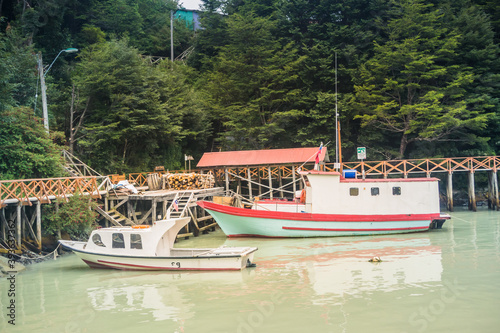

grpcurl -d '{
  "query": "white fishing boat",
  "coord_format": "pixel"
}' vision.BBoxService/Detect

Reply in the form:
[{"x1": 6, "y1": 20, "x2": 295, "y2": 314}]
[
  {"x1": 59, "y1": 217, "x2": 257, "y2": 270},
  {"x1": 198, "y1": 170, "x2": 450, "y2": 238}
]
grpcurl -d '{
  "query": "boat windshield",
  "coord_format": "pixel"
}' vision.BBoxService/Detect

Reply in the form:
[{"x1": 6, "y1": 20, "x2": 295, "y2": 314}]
[
  {"x1": 92, "y1": 233, "x2": 105, "y2": 247},
  {"x1": 112, "y1": 233, "x2": 125, "y2": 248},
  {"x1": 130, "y1": 234, "x2": 143, "y2": 249}
]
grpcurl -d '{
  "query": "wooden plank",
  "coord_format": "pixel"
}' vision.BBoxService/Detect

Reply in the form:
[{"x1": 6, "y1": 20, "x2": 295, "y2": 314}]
[
  {"x1": 199, "y1": 222, "x2": 217, "y2": 232},
  {"x1": 94, "y1": 206, "x2": 123, "y2": 226}
]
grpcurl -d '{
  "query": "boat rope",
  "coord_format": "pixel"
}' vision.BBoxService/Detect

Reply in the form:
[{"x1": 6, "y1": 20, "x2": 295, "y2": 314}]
[
  {"x1": 0, "y1": 242, "x2": 62, "y2": 260},
  {"x1": 448, "y1": 214, "x2": 473, "y2": 224}
]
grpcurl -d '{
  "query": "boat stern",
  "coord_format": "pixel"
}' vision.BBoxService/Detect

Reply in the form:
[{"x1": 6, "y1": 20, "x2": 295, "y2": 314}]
[{"x1": 430, "y1": 213, "x2": 451, "y2": 229}]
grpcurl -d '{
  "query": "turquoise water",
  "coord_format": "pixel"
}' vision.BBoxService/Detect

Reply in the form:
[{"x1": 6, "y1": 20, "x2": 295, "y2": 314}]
[{"x1": 1, "y1": 209, "x2": 499, "y2": 333}]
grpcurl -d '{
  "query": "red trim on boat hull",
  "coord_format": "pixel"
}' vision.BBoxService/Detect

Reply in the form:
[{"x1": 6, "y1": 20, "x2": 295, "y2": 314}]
[
  {"x1": 282, "y1": 226, "x2": 429, "y2": 232},
  {"x1": 198, "y1": 200, "x2": 441, "y2": 222},
  {"x1": 82, "y1": 259, "x2": 113, "y2": 269}
]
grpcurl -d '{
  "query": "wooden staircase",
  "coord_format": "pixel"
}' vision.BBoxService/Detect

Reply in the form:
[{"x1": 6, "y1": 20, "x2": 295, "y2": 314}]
[
  {"x1": 165, "y1": 192, "x2": 195, "y2": 219},
  {"x1": 95, "y1": 206, "x2": 134, "y2": 226}
]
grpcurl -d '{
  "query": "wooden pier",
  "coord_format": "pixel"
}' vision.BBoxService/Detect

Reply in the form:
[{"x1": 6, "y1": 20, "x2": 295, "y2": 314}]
[
  {"x1": 2, "y1": 154, "x2": 500, "y2": 252},
  {"x1": 197, "y1": 155, "x2": 500, "y2": 212},
  {"x1": 0, "y1": 175, "x2": 223, "y2": 252}
]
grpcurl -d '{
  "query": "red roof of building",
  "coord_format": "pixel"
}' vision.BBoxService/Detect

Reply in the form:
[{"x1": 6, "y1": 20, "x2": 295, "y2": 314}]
[{"x1": 197, "y1": 147, "x2": 330, "y2": 168}]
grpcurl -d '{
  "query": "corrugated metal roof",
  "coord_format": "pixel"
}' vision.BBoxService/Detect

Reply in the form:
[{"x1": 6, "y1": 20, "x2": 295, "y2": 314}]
[{"x1": 197, "y1": 147, "x2": 330, "y2": 168}]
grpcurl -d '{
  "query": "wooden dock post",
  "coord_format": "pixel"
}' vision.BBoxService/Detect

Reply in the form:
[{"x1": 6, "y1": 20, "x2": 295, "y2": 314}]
[
  {"x1": 16, "y1": 204, "x2": 21, "y2": 249},
  {"x1": 225, "y1": 168, "x2": 229, "y2": 194},
  {"x1": 494, "y1": 169, "x2": 500, "y2": 211},
  {"x1": 0, "y1": 208, "x2": 5, "y2": 241},
  {"x1": 468, "y1": 171, "x2": 477, "y2": 212},
  {"x1": 279, "y1": 167, "x2": 283, "y2": 198},
  {"x1": 292, "y1": 166, "x2": 297, "y2": 196},
  {"x1": 258, "y1": 168, "x2": 262, "y2": 197},
  {"x1": 268, "y1": 166, "x2": 273, "y2": 200},
  {"x1": 36, "y1": 201, "x2": 42, "y2": 250},
  {"x1": 152, "y1": 198, "x2": 157, "y2": 222},
  {"x1": 247, "y1": 167, "x2": 253, "y2": 200},
  {"x1": 488, "y1": 171, "x2": 495, "y2": 209},
  {"x1": 447, "y1": 172, "x2": 454, "y2": 212}
]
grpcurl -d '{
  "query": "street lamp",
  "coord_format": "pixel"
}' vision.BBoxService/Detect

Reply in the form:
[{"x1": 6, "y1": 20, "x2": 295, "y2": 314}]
[{"x1": 37, "y1": 48, "x2": 78, "y2": 132}]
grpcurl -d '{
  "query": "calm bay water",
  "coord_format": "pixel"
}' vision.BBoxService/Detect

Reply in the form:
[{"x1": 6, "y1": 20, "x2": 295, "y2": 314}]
[{"x1": 1, "y1": 209, "x2": 500, "y2": 333}]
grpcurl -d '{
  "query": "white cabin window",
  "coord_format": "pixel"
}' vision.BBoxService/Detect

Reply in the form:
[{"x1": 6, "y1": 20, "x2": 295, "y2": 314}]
[
  {"x1": 130, "y1": 234, "x2": 143, "y2": 249},
  {"x1": 392, "y1": 187, "x2": 401, "y2": 195},
  {"x1": 371, "y1": 187, "x2": 380, "y2": 196},
  {"x1": 349, "y1": 188, "x2": 359, "y2": 196},
  {"x1": 112, "y1": 233, "x2": 125, "y2": 248},
  {"x1": 92, "y1": 234, "x2": 105, "y2": 247}
]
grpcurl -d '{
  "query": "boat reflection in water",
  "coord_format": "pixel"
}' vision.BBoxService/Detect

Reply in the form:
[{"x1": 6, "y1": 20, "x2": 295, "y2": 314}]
[
  {"x1": 251, "y1": 234, "x2": 443, "y2": 298},
  {"x1": 304, "y1": 237, "x2": 442, "y2": 297},
  {"x1": 80, "y1": 267, "x2": 256, "y2": 325}
]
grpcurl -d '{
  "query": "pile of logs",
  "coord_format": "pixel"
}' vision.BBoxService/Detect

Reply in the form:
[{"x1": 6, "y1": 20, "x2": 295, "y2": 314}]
[{"x1": 164, "y1": 173, "x2": 214, "y2": 190}]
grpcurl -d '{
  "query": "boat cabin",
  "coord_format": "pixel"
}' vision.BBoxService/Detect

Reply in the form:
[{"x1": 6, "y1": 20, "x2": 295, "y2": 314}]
[
  {"x1": 84, "y1": 217, "x2": 191, "y2": 257},
  {"x1": 302, "y1": 171, "x2": 441, "y2": 215}
]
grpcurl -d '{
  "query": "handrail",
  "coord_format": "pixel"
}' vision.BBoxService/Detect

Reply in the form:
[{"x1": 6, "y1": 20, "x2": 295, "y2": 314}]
[{"x1": 0, "y1": 176, "x2": 108, "y2": 206}]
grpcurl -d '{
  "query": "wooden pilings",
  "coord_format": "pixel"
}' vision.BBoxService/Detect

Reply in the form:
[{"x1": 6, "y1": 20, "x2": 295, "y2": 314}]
[
  {"x1": 488, "y1": 170, "x2": 500, "y2": 210},
  {"x1": 447, "y1": 173, "x2": 454, "y2": 212},
  {"x1": 0, "y1": 203, "x2": 44, "y2": 252},
  {"x1": 468, "y1": 171, "x2": 477, "y2": 212},
  {"x1": 443, "y1": 170, "x2": 499, "y2": 212}
]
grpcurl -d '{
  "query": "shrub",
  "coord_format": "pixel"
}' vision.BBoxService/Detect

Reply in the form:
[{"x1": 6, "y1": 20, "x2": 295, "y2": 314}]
[{"x1": 44, "y1": 194, "x2": 98, "y2": 240}]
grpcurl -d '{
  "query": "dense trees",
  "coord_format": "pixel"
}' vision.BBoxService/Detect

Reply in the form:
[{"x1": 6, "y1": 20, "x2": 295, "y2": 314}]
[
  {"x1": 353, "y1": 0, "x2": 493, "y2": 159},
  {"x1": 0, "y1": 0, "x2": 499, "y2": 179},
  {"x1": 0, "y1": 107, "x2": 64, "y2": 180}
]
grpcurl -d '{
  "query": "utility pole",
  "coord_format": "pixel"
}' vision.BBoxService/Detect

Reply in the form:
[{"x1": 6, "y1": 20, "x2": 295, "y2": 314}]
[
  {"x1": 171, "y1": 10, "x2": 174, "y2": 63},
  {"x1": 37, "y1": 52, "x2": 49, "y2": 132}
]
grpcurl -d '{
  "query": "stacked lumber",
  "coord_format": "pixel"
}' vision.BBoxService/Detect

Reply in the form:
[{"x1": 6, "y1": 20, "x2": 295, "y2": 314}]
[{"x1": 164, "y1": 173, "x2": 214, "y2": 190}]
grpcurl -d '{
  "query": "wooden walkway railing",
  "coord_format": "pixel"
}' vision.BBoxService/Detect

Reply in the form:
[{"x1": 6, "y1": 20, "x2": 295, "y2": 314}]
[
  {"x1": 203, "y1": 156, "x2": 500, "y2": 182},
  {"x1": 2, "y1": 156, "x2": 499, "y2": 204},
  {"x1": 0, "y1": 176, "x2": 109, "y2": 207}
]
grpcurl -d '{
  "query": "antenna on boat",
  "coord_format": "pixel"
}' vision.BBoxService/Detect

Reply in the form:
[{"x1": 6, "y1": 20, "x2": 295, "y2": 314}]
[{"x1": 334, "y1": 52, "x2": 339, "y2": 171}]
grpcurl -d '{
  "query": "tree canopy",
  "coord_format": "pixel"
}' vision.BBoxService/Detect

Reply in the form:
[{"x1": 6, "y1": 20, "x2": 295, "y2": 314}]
[{"x1": 0, "y1": 0, "x2": 499, "y2": 178}]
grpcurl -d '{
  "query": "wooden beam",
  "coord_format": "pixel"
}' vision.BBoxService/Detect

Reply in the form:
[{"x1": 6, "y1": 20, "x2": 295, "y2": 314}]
[
  {"x1": 225, "y1": 168, "x2": 229, "y2": 193},
  {"x1": 268, "y1": 166, "x2": 273, "y2": 200},
  {"x1": 247, "y1": 168, "x2": 253, "y2": 200},
  {"x1": 94, "y1": 206, "x2": 123, "y2": 226}
]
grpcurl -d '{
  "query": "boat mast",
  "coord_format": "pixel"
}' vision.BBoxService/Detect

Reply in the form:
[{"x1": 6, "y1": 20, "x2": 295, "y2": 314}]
[{"x1": 335, "y1": 52, "x2": 339, "y2": 170}]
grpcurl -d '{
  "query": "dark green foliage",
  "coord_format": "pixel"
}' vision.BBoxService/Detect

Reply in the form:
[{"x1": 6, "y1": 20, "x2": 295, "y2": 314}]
[
  {"x1": 0, "y1": 30, "x2": 38, "y2": 112},
  {"x1": 351, "y1": 0, "x2": 494, "y2": 159},
  {"x1": 202, "y1": 13, "x2": 306, "y2": 150},
  {"x1": 1, "y1": 0, "x2": 500, "y2": 179},
  {"x1": 0, "y1": 107, "x2": 64, "y2": 180},
  {"x1": 72, "y1": 39, "x2": 209, "y2": 173}
]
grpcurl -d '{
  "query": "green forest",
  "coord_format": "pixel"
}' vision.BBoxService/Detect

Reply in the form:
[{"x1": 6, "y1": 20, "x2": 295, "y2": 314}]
[{"x1": 1, "y1": 0, "x2": 499, "y2": 180}]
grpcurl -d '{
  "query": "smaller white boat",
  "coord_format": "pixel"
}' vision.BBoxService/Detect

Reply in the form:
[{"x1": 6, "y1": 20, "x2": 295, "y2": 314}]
[{"x1": 59, "y1": 217, "x2": 257, "y2": 271}]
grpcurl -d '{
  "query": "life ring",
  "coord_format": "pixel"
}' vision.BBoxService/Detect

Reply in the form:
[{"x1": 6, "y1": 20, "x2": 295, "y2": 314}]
[
  {"x1": 132, "y1": 225, "x2": 150, "y2": 229},
  {"x1": 300, "y1": 189, "x2": 306, "y2": 204}
]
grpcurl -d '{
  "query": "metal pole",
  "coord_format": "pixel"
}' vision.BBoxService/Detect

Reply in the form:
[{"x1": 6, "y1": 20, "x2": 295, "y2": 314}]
[
  {"x1": 335, "y1": 52, "x2": 338, "y2": 169},
  {"x1": 38, "y1": 52, "x2": 49, "y2": 132},
  {"x1": 171, "y1": 11, "x2": 174, "y2": 63}
]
